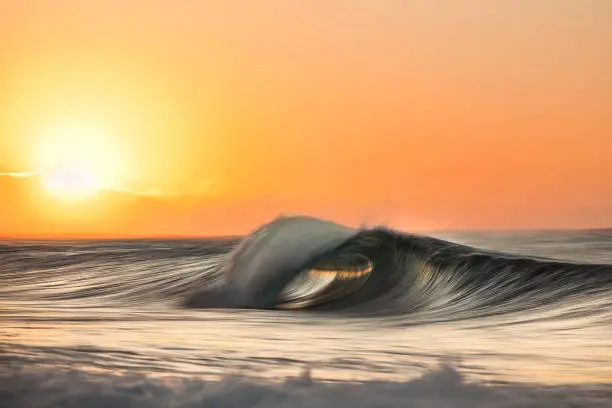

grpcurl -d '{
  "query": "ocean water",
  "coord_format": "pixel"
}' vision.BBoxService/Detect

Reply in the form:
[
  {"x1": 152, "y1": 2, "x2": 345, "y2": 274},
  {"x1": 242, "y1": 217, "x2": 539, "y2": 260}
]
[{"x1": 1, "y1": 219, "x2": 612, "y2": 407}]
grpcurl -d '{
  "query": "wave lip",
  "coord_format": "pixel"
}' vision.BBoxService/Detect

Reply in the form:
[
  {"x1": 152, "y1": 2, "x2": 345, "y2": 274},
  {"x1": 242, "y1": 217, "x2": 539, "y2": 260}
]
[{"x1": 183, "y1": 215, "x2": 360, "y2": 309}]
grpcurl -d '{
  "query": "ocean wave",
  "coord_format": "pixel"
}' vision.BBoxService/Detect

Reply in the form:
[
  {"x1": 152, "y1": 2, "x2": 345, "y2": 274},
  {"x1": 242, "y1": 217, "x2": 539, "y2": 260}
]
[{"x1": 183, "y1": 216, "x2": 612, "y2": 323}]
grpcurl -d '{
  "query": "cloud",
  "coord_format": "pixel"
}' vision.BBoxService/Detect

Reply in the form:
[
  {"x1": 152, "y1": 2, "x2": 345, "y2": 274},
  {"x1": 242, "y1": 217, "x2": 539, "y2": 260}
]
[
  {"x1": 0, "y1": 171, "x2": 368, "y2": 237},
  {"x1": 108, "y1": 185, "x2": 167, "y2": 197},
  {"x1": 0, "y1": 172, "x2": 37, "y2": 178},
  {"x1": 0, "y1": 170, "x2": 221, "y2": 199},
  {"x1": 105, "y1": 177, "x2": 224, "y2": 202},
  {"x1": 0, "y1": 172, "x2": 237, "y2": 237}
]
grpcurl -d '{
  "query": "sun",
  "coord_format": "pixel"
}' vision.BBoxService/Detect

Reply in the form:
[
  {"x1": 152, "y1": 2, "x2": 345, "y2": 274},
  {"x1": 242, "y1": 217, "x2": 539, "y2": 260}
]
[
  {"x1": 43, "y1": 166, "x2": 102, "y2": 198},
  {"x1": 33, "y1": 120, "x2": 124, "y2": 199}
]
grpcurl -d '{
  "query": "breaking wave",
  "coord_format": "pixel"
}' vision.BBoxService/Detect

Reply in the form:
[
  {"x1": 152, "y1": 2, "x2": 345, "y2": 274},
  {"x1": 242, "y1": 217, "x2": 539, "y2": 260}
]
[{"x1": 182, "y1": 216, "x2": 612, "y2": 323}]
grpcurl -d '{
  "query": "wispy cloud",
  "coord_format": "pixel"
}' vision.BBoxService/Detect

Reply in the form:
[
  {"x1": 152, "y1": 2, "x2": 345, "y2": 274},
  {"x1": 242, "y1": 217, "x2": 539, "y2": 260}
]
[
  {"x1": 118, "y1": 187, "x2": 167, "y2": 197},
  {"x1": 1, "y1": 171, "x2": 223, "y2": 202},
  {"x1": 0, "y1": 172, "x2": 37, "y2": 178},
  {"x1": 108, "y1": 178, "x2": 223, "y2": 199}
]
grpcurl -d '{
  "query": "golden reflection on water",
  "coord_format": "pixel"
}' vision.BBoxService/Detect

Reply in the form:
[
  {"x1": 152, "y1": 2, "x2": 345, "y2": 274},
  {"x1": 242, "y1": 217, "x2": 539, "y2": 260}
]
[{"x1": 308, "y1": 263, "x2": 374, "y2": 280}]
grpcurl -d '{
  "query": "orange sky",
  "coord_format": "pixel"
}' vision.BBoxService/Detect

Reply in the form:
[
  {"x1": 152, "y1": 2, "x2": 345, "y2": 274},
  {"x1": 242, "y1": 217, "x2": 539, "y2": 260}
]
[{"x1": 1, "y1": 1, "x2": 611, "y2": 237}]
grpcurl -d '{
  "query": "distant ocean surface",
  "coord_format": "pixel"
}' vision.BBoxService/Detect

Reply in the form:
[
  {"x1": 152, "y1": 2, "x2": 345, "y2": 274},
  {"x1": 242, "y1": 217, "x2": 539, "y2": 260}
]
[{"x1": 2, "y1": 221, "x2": 612, "y2": 407}]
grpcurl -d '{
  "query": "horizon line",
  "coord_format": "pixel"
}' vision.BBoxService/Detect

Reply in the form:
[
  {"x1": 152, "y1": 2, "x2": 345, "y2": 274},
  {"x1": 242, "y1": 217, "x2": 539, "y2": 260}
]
[{"x1": 2, "y1": 226, "x2": 612, "y2": 241}]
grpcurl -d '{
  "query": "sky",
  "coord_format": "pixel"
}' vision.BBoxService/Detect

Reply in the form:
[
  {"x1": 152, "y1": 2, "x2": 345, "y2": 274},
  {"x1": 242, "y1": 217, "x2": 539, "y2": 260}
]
[{"x1": 1, "y1": 0, "x2": 611, "y2": 237}]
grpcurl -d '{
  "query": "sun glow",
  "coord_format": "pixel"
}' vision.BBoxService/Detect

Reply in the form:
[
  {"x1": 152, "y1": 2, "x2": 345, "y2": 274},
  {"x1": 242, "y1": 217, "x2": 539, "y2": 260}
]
[{"x1": 33, "y1": 121, "x2": 123, "y2": 199}]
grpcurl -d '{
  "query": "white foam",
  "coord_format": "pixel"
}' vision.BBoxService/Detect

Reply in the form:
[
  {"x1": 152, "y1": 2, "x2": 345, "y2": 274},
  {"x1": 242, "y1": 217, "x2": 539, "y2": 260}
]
[{"x1": 1, "y1": 364, "x2": 610, "y2": 408}]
